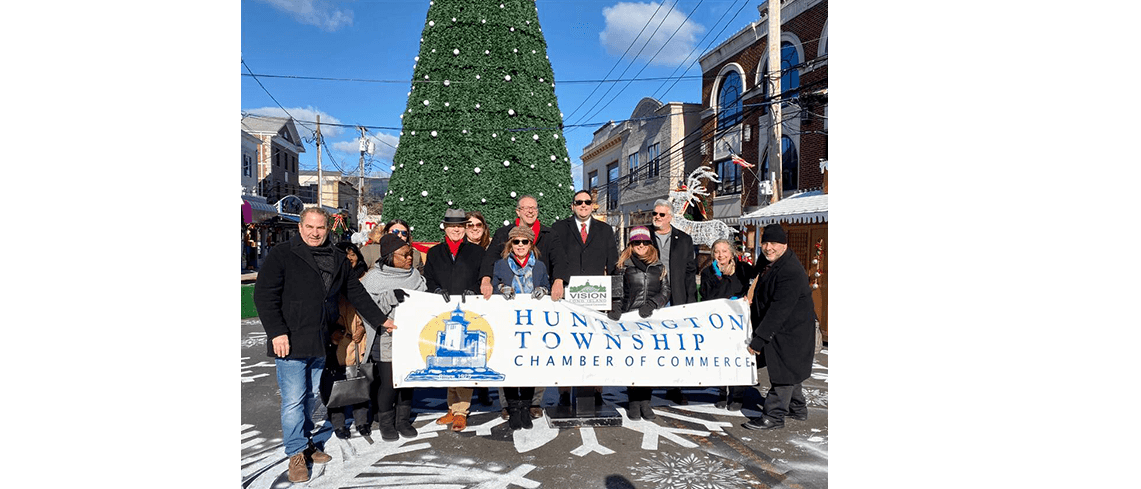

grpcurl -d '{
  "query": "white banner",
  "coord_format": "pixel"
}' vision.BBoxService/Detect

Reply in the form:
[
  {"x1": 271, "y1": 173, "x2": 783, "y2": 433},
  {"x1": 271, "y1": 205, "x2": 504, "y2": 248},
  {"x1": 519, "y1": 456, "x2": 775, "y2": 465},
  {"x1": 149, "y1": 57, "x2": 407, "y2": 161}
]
[{"x1": 391, "y1": 290, "x2": 757, "y2": 388}]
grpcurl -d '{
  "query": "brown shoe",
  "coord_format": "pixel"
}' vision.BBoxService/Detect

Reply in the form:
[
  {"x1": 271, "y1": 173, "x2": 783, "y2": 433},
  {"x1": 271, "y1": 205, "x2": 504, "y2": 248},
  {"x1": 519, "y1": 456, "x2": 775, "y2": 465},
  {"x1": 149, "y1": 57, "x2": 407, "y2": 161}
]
[
  {"x1": 451, "y1": 414, "x2": 467, "y2": 431},
  {"x1": 501, "y1": 408, "x2": 509, "y2": 420},
  {"x1": 306, "y1": 446, "x2": 331, "y2": 464},
  {"x1": 529, "y1": 407, "x2": 544, "y2": 419},
  {"x1": 436, "y1": 409, "x2": 455, "y2": 425},
  {"x1": 287, "y1": 453, "x2": 309, "y2": 483}
]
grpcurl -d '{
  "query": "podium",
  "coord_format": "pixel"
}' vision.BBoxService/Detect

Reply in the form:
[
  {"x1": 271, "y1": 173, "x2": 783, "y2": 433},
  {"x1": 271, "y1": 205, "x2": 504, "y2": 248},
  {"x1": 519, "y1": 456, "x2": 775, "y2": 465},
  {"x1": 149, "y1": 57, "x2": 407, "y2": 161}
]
[
  {"x1": 548, "y1": 274, "x2": 625, "y2": 427},
  {"x1": 546, "y1": 386, "x2": 623, "y2": 428}
]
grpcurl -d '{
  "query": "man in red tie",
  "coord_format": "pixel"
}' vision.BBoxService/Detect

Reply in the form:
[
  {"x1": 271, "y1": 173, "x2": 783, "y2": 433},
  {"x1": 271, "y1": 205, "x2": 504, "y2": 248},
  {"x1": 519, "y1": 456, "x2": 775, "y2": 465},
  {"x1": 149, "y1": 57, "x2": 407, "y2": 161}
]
[{"x1": 550, "y1": 189, "x2": 620, "y2": 407}]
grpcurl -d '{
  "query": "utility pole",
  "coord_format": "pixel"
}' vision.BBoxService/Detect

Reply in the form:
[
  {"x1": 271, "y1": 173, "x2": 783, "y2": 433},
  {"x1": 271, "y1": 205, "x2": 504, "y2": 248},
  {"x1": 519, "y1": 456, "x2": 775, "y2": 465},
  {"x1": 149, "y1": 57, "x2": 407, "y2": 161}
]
[
  {"x1": 767, "y1": 0, "x2": 783, "y2": 203},
  {"x1": 358, "y1": 126, "x2": 366, "y2": 232},
  {"x1": 316, "y1": 115, "x2": 323, "y2": 208}
]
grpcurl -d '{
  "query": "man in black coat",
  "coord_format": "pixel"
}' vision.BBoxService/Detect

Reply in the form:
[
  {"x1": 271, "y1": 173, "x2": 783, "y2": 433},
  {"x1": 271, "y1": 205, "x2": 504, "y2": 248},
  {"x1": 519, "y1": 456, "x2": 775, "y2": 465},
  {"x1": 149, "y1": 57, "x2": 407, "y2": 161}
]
[
  {"x1": 552, "y1": 190, "x2": 619, "y2": 276},
  {"x1": 550, "y1": 190, "x2": 620, "y2": 407},
  {"x1": 743, "y1": 223, "x2": 817, "y2": 430},
  {"x1": 649, "y1": 199, "x2": 697, "y2": 404},
  {"x1": 423, "y1": 208, "x2": 486, "y2": 300},
  {"x1": 254, "y1": 207, "x2": 393, "y2": 483},
  {"x1": 479, "y1": 195, "x2": 568, "y2": 301}
]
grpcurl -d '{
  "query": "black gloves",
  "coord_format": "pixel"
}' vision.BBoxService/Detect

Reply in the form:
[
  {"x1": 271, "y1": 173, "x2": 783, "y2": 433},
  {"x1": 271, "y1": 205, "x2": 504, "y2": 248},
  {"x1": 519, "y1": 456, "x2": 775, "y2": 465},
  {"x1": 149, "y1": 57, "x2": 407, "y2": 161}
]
[
  {"x1": 393, "y1": 289, "x2": 408, "y2": 303},
  {"x1": 638, "y1": 304, "x2": 655, "y2": 318},
  {"x1": 499, "y1": 285, "x2": 516, "y2": 300},
  {"x1": 531, "y1": 287, "x2": 549, "y2": 299},
  {"x1": 607, "y1": 309, "x2": 622, "y2": 321},
  {"x1": 434, "y1": 288, "x2": 450, "y2": 303}
]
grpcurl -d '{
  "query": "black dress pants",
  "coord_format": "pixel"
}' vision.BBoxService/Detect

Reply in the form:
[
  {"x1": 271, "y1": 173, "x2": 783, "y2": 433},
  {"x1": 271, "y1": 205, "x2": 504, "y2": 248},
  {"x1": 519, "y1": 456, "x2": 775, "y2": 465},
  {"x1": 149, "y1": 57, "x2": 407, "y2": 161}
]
[{"x1": 762, "y1": 382, "x2": 806, "y2": 422}]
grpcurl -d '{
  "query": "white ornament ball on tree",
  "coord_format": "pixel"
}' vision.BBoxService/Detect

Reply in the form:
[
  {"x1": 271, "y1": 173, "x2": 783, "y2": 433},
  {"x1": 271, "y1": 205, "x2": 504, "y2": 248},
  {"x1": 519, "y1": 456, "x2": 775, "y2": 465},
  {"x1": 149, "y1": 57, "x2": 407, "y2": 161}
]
[
  {"x1": 510, "y1": 191, "x2": 517, "y2": 198},
  {"x1": 421, "y1": 191, "x2": 428, "y2": 196},
  {"x1": 474, "y1": 167, "x2": 481, "y2": 173}
]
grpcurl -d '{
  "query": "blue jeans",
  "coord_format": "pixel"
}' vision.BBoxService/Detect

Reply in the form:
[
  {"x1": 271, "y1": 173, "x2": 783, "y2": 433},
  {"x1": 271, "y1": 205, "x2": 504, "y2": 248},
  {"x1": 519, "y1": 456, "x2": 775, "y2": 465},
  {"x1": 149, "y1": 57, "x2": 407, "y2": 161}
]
[{"x1": 275, "y1": 356, "x2": 326, "y2": 456}]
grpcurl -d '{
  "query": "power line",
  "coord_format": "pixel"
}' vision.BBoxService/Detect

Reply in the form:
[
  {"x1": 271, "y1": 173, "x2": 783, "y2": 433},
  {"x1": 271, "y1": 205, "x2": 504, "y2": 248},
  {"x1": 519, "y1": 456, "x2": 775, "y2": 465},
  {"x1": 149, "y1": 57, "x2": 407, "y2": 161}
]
[
  {"x1": 559, "y1": 0, "x2": 671, "y2": 123},
  {"x1": 651, "y1": 0, "x2": 755, "y2": 103},
  {"x1": 240, "y1": 72, "x2": 704, "y2": 85},
  {"x1": 567, "y1": 0, "x2": 706, "y2": 129}
]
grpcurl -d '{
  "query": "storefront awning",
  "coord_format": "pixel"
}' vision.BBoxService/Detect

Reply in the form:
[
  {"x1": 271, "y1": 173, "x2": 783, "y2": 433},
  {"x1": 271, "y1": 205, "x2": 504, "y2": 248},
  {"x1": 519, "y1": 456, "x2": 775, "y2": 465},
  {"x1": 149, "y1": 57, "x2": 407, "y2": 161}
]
[
  {"x1": 740, "y1": 190, "x2": 828, "y2": 226},
  {"x1": 242, "y1": 196, "x2": 280, "y2": 223}
]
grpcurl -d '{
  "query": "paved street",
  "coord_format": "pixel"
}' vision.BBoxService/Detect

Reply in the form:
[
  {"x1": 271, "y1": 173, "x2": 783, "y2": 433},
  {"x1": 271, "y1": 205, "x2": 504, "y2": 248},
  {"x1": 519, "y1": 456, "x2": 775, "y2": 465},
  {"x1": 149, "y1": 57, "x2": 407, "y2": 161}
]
[{"x1": 241, "y1": 317, "x2": 829, "y2": 488}]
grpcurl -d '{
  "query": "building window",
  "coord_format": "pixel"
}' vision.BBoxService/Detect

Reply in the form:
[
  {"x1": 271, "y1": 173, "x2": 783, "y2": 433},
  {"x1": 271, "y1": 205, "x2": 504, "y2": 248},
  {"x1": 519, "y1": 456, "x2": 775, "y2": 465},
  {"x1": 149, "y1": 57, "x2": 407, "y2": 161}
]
[
  {"x1": 762, "y1": 42, "x2": 801, "y2": 114},
  {"x1": 243, "y1": 154, "x2": 252, "y2": 177},
  {"x1": 627, "y1": 152, "x2": 639, "y2": 184},
  {"x1": 760, "y1": 136, "x2": 799, "y2": 192},
  {"x1": 588, "y1": 170, "x2": 598, "y2": 190},
  {"x1": 717, "y1": 71, "x2": 743, "y2": 130},
  {"x1": 716, "y1": 158, "x2": 742, "y2": 195},
  {"x1": 607, "y1": 162, "x2": 620, "y2": 210},
  {"x1": 646, "y1": 143, "x2": 661, "y2": 179}
]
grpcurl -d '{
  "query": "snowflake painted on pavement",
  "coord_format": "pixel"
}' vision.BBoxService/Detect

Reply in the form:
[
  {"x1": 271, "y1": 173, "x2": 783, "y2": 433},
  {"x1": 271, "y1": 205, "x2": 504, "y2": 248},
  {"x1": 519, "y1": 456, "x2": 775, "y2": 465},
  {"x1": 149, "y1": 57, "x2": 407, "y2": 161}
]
[
  {"x1": 803, "y1": 388, "x2": 828, "y2": 407},
  {"x1": 631, "y1": 453, "x2": 749, "y2": 489}
]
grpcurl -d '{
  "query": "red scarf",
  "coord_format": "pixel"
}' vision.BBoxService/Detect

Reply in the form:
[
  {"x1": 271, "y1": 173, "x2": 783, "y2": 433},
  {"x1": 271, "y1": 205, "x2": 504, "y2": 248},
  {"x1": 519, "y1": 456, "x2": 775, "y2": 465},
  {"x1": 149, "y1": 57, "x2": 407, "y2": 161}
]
[
  {"x1": 445, "y1": 237, "x2": 463, "y2": 257},
  {"x1": 514, "y1": 218, "x2": 541, "y2": 244},
  {"x1": 512, "y1": 252, "x2": 530, "y2": 268}
]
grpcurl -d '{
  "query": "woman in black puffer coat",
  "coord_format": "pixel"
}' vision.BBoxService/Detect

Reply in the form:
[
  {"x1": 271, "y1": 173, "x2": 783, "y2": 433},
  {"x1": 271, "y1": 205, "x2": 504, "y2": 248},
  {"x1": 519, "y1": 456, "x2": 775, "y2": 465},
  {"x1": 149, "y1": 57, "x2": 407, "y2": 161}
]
[{"x1": 607, "y1": 226, "x2": 670, "y2": 421}]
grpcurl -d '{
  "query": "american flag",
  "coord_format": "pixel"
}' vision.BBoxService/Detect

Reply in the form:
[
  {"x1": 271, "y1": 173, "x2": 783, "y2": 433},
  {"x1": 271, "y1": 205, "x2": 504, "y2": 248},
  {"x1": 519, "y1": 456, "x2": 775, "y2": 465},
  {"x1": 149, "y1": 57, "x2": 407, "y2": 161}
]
[{"x1": 730, "y1": 152, "x2": 754, "y2": 168}]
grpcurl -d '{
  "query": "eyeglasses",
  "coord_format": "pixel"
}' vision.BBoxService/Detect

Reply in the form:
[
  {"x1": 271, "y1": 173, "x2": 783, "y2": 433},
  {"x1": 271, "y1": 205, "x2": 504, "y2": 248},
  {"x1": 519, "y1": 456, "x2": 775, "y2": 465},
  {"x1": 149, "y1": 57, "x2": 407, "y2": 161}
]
[
  {"x1": 511, "y1": 239, "x2": 532, "y2": 245},
  {"x1": 517, "y1": 206, "x2": 538, "y2": 211},
  {"x1": 390, "y1": 229, "x2": 409, "y2": 237},
  {"x1": 466, "y1": 222, "x2": 484, "y2": 228},
  {"x1": 652, "y1": 212, "x2": 669, "y2": 218},
  {"x1": 630, "y1": 240, "x2": 651, "y2": 246},
  {"x1": 573, "y1": 199, "x2": 593, "y2": 206}
]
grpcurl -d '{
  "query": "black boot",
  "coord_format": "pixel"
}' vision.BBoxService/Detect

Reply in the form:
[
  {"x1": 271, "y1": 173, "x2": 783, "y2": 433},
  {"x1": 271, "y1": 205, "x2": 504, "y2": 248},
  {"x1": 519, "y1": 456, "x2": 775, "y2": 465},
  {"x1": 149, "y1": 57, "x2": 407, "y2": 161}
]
[
  {"x1": 507, "y1": 400, "x2": 524, "y2": 430},
  {"x1": 640, "y1": 400, "x2": 656, "y2": 420},
  {"x1": 520, "y1": 403, "x2": 534, "y2": 430},
  {"x1": 395, "y1": 404, "x2": 418, "y2": 438},
  {"x1": 376, "y1": 410, "x2": 399, "y2": 442},
  {"x1": 627, "y1": 400, "x2": 642, "y2": 421}
]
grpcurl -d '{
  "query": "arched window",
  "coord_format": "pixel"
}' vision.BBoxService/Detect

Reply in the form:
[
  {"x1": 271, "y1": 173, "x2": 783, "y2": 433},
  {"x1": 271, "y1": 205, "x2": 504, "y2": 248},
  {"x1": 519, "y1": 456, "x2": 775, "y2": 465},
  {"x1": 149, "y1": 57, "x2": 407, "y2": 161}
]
[
  {"x1": 761, "y1": 42, "x2": 800, "y2": 113},
  {"x1": 717, "y1": 71, "x2": 743, "y2": 130},
  {"x1": 760, "y1": 136, "x2": 799, "y2": 192}
]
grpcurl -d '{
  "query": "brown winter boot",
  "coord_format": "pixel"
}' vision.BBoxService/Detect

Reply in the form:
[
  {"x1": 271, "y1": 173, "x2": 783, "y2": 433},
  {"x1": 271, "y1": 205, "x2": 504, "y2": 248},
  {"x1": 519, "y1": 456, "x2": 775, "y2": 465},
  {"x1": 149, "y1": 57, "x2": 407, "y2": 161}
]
[
  {"x1": 287, "y1": 453, "x2": 309, "y2": 483},
  {"x1": 305, "y1": 444, "x2": 332, "y2": 464}
]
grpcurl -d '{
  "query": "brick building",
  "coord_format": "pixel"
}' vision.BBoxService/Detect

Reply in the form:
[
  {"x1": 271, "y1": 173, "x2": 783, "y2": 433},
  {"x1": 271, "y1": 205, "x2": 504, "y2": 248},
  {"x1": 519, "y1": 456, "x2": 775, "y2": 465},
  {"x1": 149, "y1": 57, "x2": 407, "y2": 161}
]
[{"x1": 697, "y1": 0, "x2": 828, "y2": 245}]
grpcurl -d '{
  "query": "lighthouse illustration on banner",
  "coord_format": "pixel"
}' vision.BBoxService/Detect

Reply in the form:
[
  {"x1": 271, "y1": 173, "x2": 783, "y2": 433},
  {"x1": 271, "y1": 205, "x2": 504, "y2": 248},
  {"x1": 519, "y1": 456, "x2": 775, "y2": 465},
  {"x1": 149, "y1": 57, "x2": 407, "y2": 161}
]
[{"x1": 405, "y1": 303, "x2": 505, "y2": 382}]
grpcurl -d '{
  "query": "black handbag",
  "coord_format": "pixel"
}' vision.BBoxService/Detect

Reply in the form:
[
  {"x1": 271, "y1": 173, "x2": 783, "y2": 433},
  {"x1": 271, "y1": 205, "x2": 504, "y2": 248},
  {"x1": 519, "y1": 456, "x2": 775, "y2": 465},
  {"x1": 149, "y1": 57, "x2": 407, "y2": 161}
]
[{"x1": 322, "y1": 343, "x2": 374, "y2": 409}]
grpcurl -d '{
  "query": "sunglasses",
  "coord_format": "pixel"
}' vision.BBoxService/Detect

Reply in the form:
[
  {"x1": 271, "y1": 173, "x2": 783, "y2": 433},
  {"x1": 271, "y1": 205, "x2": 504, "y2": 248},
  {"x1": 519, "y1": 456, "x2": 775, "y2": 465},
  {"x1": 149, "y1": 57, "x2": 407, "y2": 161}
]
[
  {"x1": 390, "y1": 229, "x2": 409, "y2": 237},
  {"x1": 466, "y1": 222, "x2": 484, "y2": 228},
  {"x1": 574, "y1": 199, "x2": 593, "y2": 206},
  {"x1": 511, "y1": 239, "x2": 532, "y2": 245},
  {"x1": 630, "y1": 240, "x2": 652, "y2": 246},
  {"x1": 652, "y1": 212, "x2": 669, "y2": 218}
]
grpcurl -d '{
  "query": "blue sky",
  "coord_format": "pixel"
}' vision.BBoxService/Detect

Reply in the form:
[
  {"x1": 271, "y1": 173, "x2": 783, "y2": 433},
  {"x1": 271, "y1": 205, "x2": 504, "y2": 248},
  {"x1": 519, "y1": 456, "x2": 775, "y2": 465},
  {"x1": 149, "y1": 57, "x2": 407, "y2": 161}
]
[{"x1": 241, "y1": 0, "x2": 758, "y2": 190}]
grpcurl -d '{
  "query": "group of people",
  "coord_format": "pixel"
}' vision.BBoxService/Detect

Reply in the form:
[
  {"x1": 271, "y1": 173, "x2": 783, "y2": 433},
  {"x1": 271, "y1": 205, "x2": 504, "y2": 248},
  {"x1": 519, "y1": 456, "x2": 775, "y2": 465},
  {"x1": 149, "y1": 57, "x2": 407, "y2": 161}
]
[{"x1": 254, "y1": 191, "x2": 818, "y2": 483}]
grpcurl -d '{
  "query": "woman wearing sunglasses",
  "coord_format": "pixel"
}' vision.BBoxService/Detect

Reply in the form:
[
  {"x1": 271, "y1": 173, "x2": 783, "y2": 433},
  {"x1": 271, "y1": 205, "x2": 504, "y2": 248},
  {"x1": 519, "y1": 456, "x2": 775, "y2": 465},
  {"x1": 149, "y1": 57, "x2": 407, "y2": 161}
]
[
  {"x1": 379, "y1": 219, "x2": 422, "y2": 273},
  {"x1": 490, "y1": 226, "x2": 550, "y2": 430},
  {"x1": 607, "y1": 226, "x2": 670, "y2": 421}
]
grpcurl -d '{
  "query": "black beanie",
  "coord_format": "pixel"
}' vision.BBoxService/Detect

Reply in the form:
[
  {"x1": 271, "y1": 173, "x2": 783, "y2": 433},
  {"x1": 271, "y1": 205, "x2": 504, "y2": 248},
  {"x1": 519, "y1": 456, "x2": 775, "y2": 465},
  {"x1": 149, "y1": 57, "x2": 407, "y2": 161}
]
[
  {"x1": 761, "y1": 223, "x2": 788, "y2": 244},
  {"x1": 378, "y1": 233, "x2": 408, "y2": 263}
]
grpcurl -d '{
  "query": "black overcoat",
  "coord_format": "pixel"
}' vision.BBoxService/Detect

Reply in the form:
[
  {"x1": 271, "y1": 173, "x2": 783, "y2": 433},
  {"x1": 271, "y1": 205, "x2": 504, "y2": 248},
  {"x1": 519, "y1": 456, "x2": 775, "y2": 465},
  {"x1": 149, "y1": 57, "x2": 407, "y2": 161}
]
[
  {"x1": 748, "y1": 249, "x2": 816, "y2": 384},
  {"x1": 480, "y1": 220, "x2": 568, "y2": 284},
  {"x1": 698, "y1": 259, "x2": 755, "y2": 301},
  {"x1": 649, "y1": 227, "x2": 697, "y2": 305},
  {"x1": 550, "y1": 217, "x2": 619, "y2": 277},
  {"x1": 254, "y1": 234, "x2": 389, "y2": 359},
  {"x1": 423, "y1": 240, "x2": 486, "y2": 294}
]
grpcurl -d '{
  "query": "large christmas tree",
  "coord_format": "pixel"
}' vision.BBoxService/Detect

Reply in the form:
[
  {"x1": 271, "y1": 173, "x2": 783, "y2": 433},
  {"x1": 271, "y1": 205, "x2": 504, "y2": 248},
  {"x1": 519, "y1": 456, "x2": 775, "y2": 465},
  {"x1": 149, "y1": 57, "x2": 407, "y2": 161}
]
[{"x1": 382, "y1": 0, "x2": 574, "y2": 242}]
